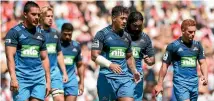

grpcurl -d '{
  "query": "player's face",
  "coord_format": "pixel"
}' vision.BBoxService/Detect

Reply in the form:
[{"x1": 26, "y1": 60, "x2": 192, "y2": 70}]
[
  {"x1": 43, "y1": 10, "x2": 53, "y2": 27},
  {"x1": 24, "y1": 7, "x2": 40, "y2": 27},
  {"x1": 113, "y1": 13, "x2": 128, "y2": 30},
  {"x1": 61, "y1": 30, "x2": 72, "y2": 42},
  {"x1": 130, "y1": 20, "x2": 143, "y2": 35},
  {"x1": 183, "y1": 26, "x2": 196, "y2": 41}
]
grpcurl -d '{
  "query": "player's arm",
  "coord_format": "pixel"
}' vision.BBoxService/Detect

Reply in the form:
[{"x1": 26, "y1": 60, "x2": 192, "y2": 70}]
[
  {"x1": 91, "y1": 31, "x2": 122, "y2": 74},
  {"x1": 56, "y1": 38, "x2": 68, "y2": 83},
  {"x1": 155, "y1": 44, "x2": 172, "y2": 95},
  {"x1": 198, "y1": 42, "x2": 208, "y2": 85},
  {"x1": 143, "y1": 36, "x2": 155, "y2": 66},
  {"x1": 75, "y1": 47, "x2": 84, "y2": 95},
  {"x1": 5, "y1": 29, "x2": 19, "y2": 91},
  {"x1": 40, "y1": 40, "x2": 51, "y2": 97}
]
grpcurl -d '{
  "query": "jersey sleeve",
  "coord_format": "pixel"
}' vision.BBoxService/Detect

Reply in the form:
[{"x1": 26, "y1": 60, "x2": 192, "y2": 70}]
[
  {"x1": 162, "y1": 44, "x2": 173, "y2": 64},
  {"x1": 75, "y1": 45, "x2": 82, "y2": 62},
  {"x1": 5, "y1": 29, "x2": 18, "y2": 47},
  {"x1": 40, "y1": 36, "x2": 47, "y2": 51},
  {"x1": 91, "y1": 31, "x2": 104, "y2": 50},
  {"x1": 142, "y1": 36, "x2": 155, "y2": 57},
  {"x1": 126, "y1": 33, "x2": 132, "y2": 53},
  {"x1": 56, "y1": 33, "x2": 62, "y2": 52},
  {"x1": 197, "y1": 42, "x2": 205, "y2": 60}
]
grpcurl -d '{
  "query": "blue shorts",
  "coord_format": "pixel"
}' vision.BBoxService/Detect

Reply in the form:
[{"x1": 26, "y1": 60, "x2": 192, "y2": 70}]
[
  {"x1": 51, "y1": 67, "x2": 63, "y2": 90},
  {"x1": 13, "y1": 77, "x2": 46, "y2": 101},
  {"x1": 64, "y1": 77, "x2": 78, "y2": 96},
  {"x1": 134, "y1": 79, "x2": 143, "y2": 101},
  {"x1": 97, "y1": 74, "x2": 135, "y2": 101},
  {"x1": 173, "y1": 84, "x2": 198, "y2": 101}
]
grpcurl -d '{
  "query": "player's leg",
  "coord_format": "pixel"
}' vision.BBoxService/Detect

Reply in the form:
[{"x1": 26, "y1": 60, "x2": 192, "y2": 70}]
[
  {"x1": 65, "y1": 95, "x2": 77, "y2": 101},
  {"x1": 51, "y1": 68, "x2": 64, "y2": 101},
  {"x1": 134, "y1": 80, "x2": 143, "y2": 101},
  {"x1": 29, "y1": 97, "x2": 43, "y2": 101},
  {"x1": 97, "y1": 74, "x2": 116, "y2": 101},
  {"x1": 117, "y1": 79, "x2": 135, "y2": 101}
]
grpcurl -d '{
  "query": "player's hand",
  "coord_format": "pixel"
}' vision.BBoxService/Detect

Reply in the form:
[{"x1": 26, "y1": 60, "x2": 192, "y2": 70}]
[
  {"x1": 63, "y1": 73, "x2": 68, "y2": 83},
  {"x1": 200, "y1": 76, "x2": 208, "y2": 86},
  {"x1": 45, "y1": 81, "x2": 51, "y2": 97},
  {"x1": 154, "y1": 83, "x2": 163, "y2": 96},
  {"x1": 109, "y1": 63, "x2": 122, "y2": 74},
  {"x1": 133, "y1": 72, "x2": 141, "y2": 83},
  {"x1": 10, "y1": 79, "x2": 19, "y2": 92},
  {"x1": 78, "y1": 83, "x2": 84, "y2": 96}
]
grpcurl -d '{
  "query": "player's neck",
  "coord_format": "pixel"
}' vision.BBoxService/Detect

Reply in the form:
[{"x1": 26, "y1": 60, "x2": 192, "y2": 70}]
[
  {"x1": 23, "y1": 21, "x2": 35, "y2": 29},
  {"x1": 112, "y1": 25, "x2": 122, "y2": 34},
  {"x1": 40, "y1": 24, "x2": 50, "y2": 31},
  {"x1": 181, "y1": 36, "x2": 191, "y2": 43}
]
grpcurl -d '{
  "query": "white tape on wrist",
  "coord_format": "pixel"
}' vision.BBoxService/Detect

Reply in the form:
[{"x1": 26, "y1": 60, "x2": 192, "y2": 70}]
[{"x1": 95, "y1": 55, "x2": 112, "y2": 68}]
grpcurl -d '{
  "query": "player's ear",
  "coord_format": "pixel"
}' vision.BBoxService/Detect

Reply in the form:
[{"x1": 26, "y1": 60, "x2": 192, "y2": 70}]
[{"x1": 23, "y1": 12, "x2": 27, "y2": 19}]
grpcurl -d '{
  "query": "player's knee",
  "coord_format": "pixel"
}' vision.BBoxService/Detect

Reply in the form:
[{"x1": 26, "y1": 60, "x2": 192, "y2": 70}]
[{"x1": 51, "y1": 89, "x2": 64, "y2": 98}]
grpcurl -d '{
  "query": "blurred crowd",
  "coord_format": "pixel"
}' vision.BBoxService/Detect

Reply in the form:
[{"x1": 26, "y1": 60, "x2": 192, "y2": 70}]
[{"x1": 1, "y1": 1, "x2": 214, "y2": 101}]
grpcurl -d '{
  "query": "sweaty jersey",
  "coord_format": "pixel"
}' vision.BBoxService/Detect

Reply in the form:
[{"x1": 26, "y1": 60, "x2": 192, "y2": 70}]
[
  {"x1": 5, "y1": 23, "x2": 46, "y2": 82},
  {"x1": 61, "y1": 40, "x2": 82, "y2": 86},
  {"x1": 91, "y1": 25, "x2": 132, "y2": 79},
  {"x1": 163, "y1": 37, "x2": 205, "y2": 86},
  {"x1": 130, "y1": 32, "x2": 155, "y2": 73},
  {"x1": 41, "y1": 28, "x2": 61, "y2": 72}
]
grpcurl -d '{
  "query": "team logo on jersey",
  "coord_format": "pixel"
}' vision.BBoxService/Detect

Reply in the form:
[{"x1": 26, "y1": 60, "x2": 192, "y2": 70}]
[
  {"x1": 46, "y1": 43, "x2": 56, "y2": 53},
  {"x1": 193, "y1": 47, "x2": 198, "y2": 51},
  {"x1": 109, "y1": 47, "x2": 126, "y2": 58},
  {"x1": 132, "y1": 47, "x2": 141, "y2": 58},
  {"x1": 54, "y1": 35, "x2": 58, "y2": 38},
  {"x1": 181, "y1": 56, "x2": 196, "y2": 67},
  {"x1": 107, "y1": 37, "x2": 113, "y2": 40},
  {"x1": 21, "y1": 45, "x2": 39, "y2": 57},
  {"x1": 92, "y1": 40, "x2": 99, "y2": 48},
  {"x1": 72, "y1": 48, "x2": 77, "y2": 52},
  {"x1": 36, "y1": 36, "x2": 43, "y2": 40},
  {"x1": 178, "y1": 48, "x2": 183, "y2": 52},
  {"x1": 163, "y1": 51, "x2": 168, "y2": 61},
  {"x1": 20, "y1": 34, "x2": 26, "y2": 39},
  {"x1": 64, "y1": 56, "x2": 75, "y2": 65}
]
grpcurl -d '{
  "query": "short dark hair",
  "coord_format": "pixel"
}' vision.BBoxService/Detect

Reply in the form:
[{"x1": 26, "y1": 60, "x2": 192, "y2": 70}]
[
  {"x1": 24, "y1": 1, "x2": 39, "y2": 13},
  {"x1": 111, "y1": 6, "x2": 129, "y2": 17},
  {"x1": 127, "y1": 11, "x2": 144, "y2": 26},
  {"x1": 61, "y1": 23, "x2": 74, "y2": 32}
]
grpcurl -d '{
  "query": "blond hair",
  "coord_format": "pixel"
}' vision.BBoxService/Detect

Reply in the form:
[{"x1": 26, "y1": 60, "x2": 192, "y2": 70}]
[{"x1": 40, "y1": 6, "x2": 53, "y2": 23}]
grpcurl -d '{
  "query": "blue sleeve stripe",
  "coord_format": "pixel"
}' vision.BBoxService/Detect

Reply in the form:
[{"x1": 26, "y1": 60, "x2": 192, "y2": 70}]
[{"x1": 14, "y1": 26, "x2": 21, "y2": 31}]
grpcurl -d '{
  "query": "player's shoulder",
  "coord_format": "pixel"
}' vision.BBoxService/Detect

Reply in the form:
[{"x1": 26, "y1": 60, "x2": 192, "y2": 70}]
[
  {"x1": 123, "y1": 31, "x2": 132, "y2": 41},
  {"x1": 72, "y1": 40, "x2": 80, "y2": 47},
  {"x1": 97, "y1": 25, "x2": 111, "y2": 35},
  {"x1": 9, "y1": 24, "x2": 23, "y2": 33},
  {"x1": 141, "y1": 32, "x2": 151, "y2": 40},
  {"x1": 192, "y1": 40, "x2": 201, "y2": 46}
]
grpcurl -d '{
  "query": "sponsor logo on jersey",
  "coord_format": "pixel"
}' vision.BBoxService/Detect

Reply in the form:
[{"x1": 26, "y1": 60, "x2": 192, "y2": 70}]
[
  {"x1": 5, "y1": 39, "x2": 11, "y2": 43},
  {"x1": 109, "y1": 47, "x2": 126, "y2": 58},
  {"x1": 181, "y1": 56, "x2": 196, "y2": 67},
  {"x1": 20, "y1": 34, "x2": 26, "y2": 39},
  {"x1": 163, "y1": 51, "x2": 169, "y2": 61},
  {"x1": 92, "y1": 40, "x2": 99, "y2": 48},
  {"x1": 132, "y1": 47, "x2": 141, "y2": 58},
  {"x1": 64, "y1": 56, "x2": 75, "y2": 65},
  {"x1": 21, "y1": 45, "x2": 39, "y2": 57},
  {"x1": 72, "y1": 48, "x2": 77, "y2": 52},
  {"x1": 54, "y1": 35, "x2": 58, "y2": 38},
  {"x1": 46, "y1": 43, "x2": 56, "y2": 53},
  {"x1": 36, "y1": 36, "x2": 43, "y2": 40},
  {"x1": 107, "y1": 37, "x2": 113, "y2": 40}
]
